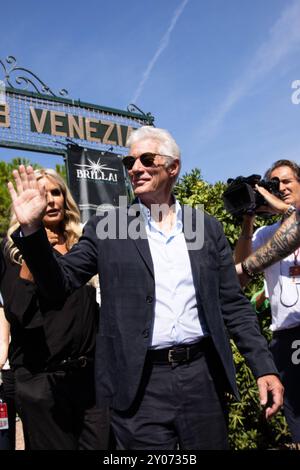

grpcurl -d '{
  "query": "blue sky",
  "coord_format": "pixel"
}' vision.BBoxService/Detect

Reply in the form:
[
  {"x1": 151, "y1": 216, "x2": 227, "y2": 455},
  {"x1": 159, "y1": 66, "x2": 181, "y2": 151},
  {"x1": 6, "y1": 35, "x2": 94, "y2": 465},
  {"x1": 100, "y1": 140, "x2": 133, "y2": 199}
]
[{"x1": 1, "y1": 0, "x2": 300, "y2": 183}]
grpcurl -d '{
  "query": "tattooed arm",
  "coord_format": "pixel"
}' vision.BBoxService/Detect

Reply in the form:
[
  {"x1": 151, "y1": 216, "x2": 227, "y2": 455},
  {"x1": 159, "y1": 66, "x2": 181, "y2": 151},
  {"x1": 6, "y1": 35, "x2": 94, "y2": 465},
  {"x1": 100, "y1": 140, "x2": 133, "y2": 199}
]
[{"x1": 236, "y1": 211, "x2": 300, "y2": 285}]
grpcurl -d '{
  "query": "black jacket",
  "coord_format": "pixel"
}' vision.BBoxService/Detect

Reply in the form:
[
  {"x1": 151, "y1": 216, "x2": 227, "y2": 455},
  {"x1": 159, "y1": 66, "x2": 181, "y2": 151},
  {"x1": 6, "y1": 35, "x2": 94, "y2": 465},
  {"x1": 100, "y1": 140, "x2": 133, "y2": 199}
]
[{"x1": 13, "y1": 205, "x2": 278, "y2": 410}]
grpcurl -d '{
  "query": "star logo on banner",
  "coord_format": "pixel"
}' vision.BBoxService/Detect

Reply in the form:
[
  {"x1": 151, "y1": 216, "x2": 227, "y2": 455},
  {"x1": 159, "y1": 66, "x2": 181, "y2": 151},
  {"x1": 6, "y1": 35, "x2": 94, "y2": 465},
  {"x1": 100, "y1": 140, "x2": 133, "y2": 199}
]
[{"x1": 75, "y1": 158, "x2": 119, "y2": 173}]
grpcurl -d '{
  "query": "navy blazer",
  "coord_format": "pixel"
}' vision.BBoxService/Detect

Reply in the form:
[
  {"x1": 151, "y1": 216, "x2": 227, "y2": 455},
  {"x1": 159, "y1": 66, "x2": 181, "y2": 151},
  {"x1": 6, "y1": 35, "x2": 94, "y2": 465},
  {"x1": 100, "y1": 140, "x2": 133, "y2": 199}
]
[{"x1": 13, "y1": 205, "x2": 277, "y2": 410}]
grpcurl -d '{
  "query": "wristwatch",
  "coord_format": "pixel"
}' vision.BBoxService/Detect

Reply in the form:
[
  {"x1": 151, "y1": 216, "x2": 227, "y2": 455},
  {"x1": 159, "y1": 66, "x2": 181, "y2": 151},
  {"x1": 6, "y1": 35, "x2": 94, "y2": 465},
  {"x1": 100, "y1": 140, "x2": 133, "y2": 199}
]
[{"x1": 283, "y1": 205, "x2": 296, "y2": 218}]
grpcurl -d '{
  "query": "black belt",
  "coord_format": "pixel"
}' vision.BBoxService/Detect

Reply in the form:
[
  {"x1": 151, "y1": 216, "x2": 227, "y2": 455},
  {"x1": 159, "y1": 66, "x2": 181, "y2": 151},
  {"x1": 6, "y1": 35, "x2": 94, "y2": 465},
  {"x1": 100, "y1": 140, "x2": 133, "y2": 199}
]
[
  {"x1": 44, "y1": 356, "x2": 93, "y2": 372},
  {"x1": 147, "y1": 338, "x2": 210, "y2": 364}
]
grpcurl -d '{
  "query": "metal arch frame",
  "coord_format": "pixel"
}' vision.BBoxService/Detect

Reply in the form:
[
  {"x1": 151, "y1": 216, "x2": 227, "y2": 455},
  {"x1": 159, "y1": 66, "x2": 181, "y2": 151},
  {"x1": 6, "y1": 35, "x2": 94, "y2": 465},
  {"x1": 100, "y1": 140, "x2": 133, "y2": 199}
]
[
  {"x1": 0, "y1": 55, "x2": 68, "y2": 98},
  {"x1": 0, "y1": 55, "x2": 154, "y2": 123},
  {"x1": 0, "y1": 55, "x2": 155, "y2": 156}
]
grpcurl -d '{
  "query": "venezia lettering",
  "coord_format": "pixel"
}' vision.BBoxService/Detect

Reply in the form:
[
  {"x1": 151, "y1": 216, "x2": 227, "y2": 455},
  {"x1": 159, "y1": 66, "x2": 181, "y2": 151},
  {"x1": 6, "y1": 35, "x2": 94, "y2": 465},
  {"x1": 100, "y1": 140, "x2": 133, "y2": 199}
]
[{"x1": 30, "y1": 107, "x2": 134, "y2": 146}]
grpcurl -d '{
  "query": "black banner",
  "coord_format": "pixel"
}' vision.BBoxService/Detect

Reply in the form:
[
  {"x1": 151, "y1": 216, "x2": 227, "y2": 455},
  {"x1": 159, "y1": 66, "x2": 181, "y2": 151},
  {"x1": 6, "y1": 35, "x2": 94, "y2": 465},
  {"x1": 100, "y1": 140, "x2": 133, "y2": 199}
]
[{"x1": 66, "y1": 146, "x2": 128, "y2": 223}]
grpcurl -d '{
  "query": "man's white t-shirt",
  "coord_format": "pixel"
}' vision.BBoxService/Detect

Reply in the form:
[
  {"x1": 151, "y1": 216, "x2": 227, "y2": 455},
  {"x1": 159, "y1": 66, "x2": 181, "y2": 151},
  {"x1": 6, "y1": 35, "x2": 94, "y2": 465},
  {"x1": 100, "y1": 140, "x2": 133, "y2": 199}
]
[{"x1": 252, "y1": 222, "x2": 300, "y2": 331}]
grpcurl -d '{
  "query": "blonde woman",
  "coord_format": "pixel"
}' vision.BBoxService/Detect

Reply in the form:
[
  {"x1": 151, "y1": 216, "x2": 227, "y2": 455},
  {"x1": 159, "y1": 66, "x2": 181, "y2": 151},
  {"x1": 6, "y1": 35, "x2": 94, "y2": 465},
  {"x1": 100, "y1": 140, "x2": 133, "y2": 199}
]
[{"x1": 0, "y1": 169, "x2": 108, "y2": 450}]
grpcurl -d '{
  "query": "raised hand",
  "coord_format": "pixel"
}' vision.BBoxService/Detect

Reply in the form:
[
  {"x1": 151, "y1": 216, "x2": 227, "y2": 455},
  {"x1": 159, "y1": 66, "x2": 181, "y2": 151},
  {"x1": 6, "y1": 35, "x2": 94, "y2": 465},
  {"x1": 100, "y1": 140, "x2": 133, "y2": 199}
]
[
  {"x1": 7, "y1": 165, "x2": 46, "y2": 235},
  {"x1": 255, "y1": 184, "x2": 288, "y2": 215}
]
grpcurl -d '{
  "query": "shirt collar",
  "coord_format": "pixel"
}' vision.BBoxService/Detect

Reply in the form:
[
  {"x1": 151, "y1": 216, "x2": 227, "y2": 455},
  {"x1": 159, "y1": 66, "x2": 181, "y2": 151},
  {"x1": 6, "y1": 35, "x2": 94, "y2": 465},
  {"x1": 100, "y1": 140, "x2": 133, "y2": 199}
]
[{"x1": 138, "y1": 197, "x2": 183, "y2": 238}]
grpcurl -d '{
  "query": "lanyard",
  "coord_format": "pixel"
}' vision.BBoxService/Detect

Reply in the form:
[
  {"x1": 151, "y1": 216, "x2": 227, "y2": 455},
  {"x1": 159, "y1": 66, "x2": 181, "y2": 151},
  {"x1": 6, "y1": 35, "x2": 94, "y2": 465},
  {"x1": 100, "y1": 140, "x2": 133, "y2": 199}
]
[{"x1": 0, "y1": 400, "x2": 9, "y2": 430}]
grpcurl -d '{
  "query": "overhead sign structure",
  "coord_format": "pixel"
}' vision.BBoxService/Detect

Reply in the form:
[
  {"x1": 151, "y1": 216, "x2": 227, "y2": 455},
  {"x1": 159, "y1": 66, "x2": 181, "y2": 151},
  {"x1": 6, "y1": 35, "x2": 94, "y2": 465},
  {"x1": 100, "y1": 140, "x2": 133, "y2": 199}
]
[
  {"x1": 0, "y1": 56, "x2": 154, "y2": 157},
  {"x1": 0, "y1": 55, "x2": 154, "y2": 218}
]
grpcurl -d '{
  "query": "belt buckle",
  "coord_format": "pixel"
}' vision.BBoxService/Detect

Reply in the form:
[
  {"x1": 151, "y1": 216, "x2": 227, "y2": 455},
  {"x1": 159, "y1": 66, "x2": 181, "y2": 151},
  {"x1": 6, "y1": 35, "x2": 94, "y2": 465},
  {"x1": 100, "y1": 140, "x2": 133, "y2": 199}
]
[
  {"x1": 186, "y1": 347, "x2": 190, "y2": 361},
  {"x1": 168, "y1": 349, "x2": 176, "y2": 363},
  {"x1": 168, "y1": 347, "x2": 189, "y2": 363},
  {"x1": 78, "y1": 356, "x2": 87, "y2": 368}
]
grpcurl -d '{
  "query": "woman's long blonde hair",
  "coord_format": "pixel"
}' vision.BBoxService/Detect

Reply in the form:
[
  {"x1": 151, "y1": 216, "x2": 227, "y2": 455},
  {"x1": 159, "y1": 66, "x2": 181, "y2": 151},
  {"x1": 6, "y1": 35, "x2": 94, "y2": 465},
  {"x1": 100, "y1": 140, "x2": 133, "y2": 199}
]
[{"x1": 6, "y1": 168, "x2": 82, "y2": 265}]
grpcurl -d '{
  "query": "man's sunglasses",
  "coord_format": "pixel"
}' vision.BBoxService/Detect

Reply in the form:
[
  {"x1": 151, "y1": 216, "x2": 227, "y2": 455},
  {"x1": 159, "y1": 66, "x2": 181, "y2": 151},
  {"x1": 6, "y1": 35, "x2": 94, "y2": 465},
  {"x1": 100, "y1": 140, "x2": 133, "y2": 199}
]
[{"x1": 122, "y1": 152, "x2": 173, "y2": 171}]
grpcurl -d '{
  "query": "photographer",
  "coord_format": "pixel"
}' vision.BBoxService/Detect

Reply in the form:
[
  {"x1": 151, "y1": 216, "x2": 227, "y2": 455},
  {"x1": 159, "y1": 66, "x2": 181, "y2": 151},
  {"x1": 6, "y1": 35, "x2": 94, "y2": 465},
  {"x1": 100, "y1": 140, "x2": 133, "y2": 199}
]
[
  {"x1": 234, "y1": 159, "x2": 300, "y2": 444},
  {"x1": 236, "y1": 205, "x2": 300, "y2": 283}
]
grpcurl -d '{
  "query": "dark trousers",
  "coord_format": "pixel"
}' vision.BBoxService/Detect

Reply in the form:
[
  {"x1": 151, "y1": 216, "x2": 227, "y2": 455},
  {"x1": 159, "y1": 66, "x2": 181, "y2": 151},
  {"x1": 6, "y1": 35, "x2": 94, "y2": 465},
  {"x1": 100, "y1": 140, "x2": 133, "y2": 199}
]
[
  {"x1": 0, "y1": 369, "x2": 16, "y2": 450},
  {"x1": 15, "y1": 366, "x2": 110, "y2": 450},
  {"x1": 111, "y1": 345, "x2": 229, "y2": 450},
  {"x1": 270, "y1": 325, "x2": 300, "y2": 442}
]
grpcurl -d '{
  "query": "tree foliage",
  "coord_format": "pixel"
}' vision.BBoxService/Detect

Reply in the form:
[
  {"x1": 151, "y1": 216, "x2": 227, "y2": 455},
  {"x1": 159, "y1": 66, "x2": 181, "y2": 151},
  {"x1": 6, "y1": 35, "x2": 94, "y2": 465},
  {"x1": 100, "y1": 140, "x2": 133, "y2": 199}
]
[
  {"x1": 0, "y1": 158, "x2": 41, "y2": 239},
  {"x1": 55, "y1": 164, "x2": 67, "y2": 181},
  {"x1": 174, "y1": 169, "x2": 291, "y2": 449}
]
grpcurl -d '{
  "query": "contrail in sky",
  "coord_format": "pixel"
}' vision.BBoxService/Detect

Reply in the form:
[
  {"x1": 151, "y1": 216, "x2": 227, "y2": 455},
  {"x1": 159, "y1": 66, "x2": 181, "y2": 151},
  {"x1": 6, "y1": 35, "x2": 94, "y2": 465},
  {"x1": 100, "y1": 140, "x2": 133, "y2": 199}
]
[
  {"x1": 131, "y1": 0, "x2": 189, "y2": 104},
  {"x1": 197, "y1": 0, "x2": 300, "y2": 143}
]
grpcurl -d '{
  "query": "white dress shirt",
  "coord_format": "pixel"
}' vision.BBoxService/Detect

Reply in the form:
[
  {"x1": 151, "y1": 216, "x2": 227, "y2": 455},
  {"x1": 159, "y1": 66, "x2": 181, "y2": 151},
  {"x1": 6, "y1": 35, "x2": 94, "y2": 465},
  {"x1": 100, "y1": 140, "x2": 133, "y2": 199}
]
[{"x1": 139, "y1": 199, "x2": 207, "y2": 349}]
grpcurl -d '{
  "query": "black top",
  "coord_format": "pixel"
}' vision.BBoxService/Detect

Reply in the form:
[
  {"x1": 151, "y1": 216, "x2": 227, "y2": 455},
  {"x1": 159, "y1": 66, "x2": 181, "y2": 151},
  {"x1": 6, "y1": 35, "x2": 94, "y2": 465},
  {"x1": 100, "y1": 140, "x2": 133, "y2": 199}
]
[{"x1": 0, "y1": 240, "x2": 99, "y2": 371}]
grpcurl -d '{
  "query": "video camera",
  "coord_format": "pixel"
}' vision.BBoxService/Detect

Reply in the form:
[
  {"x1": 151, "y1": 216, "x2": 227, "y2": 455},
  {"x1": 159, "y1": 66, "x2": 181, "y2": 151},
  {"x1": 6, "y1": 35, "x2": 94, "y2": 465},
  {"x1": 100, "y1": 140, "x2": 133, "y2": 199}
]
[{"x1": 222, "y1": 174, "x2": 281, "y2": 217}]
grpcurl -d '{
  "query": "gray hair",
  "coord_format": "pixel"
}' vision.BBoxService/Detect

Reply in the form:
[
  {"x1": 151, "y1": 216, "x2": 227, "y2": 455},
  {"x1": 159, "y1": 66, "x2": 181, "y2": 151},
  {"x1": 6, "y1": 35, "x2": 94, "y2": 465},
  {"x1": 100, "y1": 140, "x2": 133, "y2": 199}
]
[{"x1": 126, "y1": 126, "x2": 181, "y2": 172}]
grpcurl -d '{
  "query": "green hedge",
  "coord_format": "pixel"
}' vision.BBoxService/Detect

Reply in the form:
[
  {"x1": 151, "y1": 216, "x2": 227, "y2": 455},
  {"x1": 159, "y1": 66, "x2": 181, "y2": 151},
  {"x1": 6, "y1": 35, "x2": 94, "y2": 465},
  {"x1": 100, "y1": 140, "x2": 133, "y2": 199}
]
[{"x1": 174, "y1": 169, "x2": 291, "y2": 449}]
